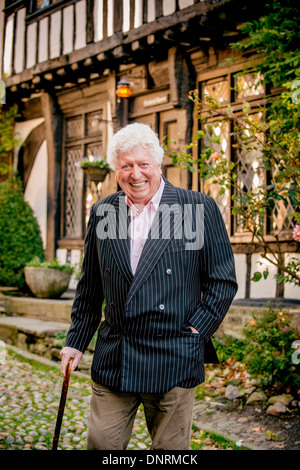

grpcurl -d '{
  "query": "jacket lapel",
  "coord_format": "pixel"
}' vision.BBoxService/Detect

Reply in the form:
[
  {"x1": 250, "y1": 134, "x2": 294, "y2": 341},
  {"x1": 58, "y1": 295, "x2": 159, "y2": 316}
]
[{"x1": 107, "y1": 194, "x2": 133, "y2": 285}]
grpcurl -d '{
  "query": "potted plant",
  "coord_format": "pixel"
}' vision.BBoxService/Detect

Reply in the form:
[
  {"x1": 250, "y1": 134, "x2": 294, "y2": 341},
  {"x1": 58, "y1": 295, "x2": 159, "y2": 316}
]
[
  {"x1": 24, "y1": 257, "x2": 74, "y2": 299},
  {"x1": 75, "y1": 156, "x2": 110, "y2": 184}
]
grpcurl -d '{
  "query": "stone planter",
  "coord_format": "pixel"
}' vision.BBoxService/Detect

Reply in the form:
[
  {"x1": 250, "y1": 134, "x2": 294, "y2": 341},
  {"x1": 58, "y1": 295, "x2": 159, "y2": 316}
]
[{"x1": 24, "y1": 267, "x2": 71, "y2": 299}]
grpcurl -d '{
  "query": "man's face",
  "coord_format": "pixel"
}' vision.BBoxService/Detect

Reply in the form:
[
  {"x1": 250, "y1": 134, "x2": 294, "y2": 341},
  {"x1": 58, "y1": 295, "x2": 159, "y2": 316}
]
[{"x1": 115, "y1": 146, "x2": 162, "y2": 207}]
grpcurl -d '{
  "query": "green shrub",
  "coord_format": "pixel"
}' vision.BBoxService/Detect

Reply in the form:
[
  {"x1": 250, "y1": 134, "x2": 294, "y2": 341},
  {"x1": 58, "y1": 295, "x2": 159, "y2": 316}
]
[
  {"x1": 212, "y1": 335, "x2": 246, "y2": 363},
  {"x1": 243, "y1": 307, "x2": 299, "y2": 390},
  {"x1": 27, "y1": 256, "x2": 74, "y2": 275},
  {"x1": 0, "y1": 176, "x2": 45, "y2": 288}
]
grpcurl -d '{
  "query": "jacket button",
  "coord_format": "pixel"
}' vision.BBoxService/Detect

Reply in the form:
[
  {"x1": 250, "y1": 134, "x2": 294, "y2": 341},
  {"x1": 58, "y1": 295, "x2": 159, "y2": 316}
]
[
  {"x1": 159, "y1": 304, "x2": 165, "y2": 310},
  {"x1": 105, "y1": 268, "x2": 111, "y2": 274},
  {"x1": 166, "y1": 268, "x2": 172, "y2": 275}
]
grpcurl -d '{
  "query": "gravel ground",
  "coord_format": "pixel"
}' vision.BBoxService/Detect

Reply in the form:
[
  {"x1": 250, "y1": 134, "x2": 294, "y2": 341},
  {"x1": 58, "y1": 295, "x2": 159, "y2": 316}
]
[
  {"x1": 4, "y1": 349, "x2": 296, "y2": 452},
  {"x1": 0, "y1": 351, "x2": 152, "y2": 451}
]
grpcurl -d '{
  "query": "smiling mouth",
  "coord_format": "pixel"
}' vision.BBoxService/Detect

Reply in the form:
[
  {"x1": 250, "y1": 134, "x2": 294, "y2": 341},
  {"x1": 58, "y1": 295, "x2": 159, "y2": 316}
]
[{"x1": 130, "y1": 182, "x2": 147, "y2": 188}]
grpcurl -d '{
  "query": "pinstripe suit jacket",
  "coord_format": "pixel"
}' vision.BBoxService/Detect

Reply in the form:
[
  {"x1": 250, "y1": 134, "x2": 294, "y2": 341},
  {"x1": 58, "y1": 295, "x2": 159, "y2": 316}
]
[{"x1": 65, "y1": 178, "x2": 238, "y2": 393}]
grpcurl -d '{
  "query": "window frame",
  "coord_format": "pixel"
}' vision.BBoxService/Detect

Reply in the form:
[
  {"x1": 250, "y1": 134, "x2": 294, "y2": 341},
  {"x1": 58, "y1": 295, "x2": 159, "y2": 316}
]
[
  {"x1": 198, "y1": 69, "x2": 281, "y2": 242},
  {"x1": 60, "y1": 107, "x2": 105, "y2": 241}
]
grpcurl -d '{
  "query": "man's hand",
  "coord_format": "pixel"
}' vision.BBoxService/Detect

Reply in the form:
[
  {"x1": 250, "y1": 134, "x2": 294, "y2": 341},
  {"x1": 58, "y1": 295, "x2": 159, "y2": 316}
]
[{"x1": 60, "y1": 346, "x2": 83, "y2": 376}]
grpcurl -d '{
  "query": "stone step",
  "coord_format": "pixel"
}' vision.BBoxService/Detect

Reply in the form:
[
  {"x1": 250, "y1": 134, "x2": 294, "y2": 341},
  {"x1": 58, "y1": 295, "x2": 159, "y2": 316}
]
[
  {"x1": 0, "y1": 291, "x2": 74, "y2": 323},
  {"x1": 0, "y1": 315, "x2": 93, "y2": 371},
  {"x1": 0, "y1": 315, "x2": 70, "y2": 360},
  {"x1": 0, "y1": 315, "x2": 70, "y2": 339}
]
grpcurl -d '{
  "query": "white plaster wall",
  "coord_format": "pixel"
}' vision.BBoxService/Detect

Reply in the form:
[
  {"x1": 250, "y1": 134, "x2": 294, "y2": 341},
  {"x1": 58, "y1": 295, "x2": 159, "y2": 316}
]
[
  {"x1": 26, "y1": 22, "x2": 37, "y2": 69},
  {"x1": 94, "y1": 0, "x2": 104, "y2": 41},
  {"x1": 3, "y1": 14, "x2": 14, "y2": 76},
  {"x1": 163, "y1": 0, "x2": 176, "y2": 16},
  {"x1": 50, "y1": 11, "x2": 61, "y2": 59},
  {"x1": 179, "y1": 0, "x2": 194, "y2": 9},
  {"x1": 24, "y1": 140, "x2": 48, "y2": 249},
  {"x1": 38, "y1": 16, "x2": 49, "y2": 63},
  {"x1": 56, "y1": 248, "x2": 67, "y2": 265},
  {"x1": 147, "y1": 0, "x2": 156, "y2": 23},
  {"x1": 107, "y1": 0, "x2": 114, "y2": 37},
  {"x1": 250, "y1": 253, "x2": 277, "y2": 299},
  {"x1": 63, "y1": 5, "x2": 74, "y2": 54},
  {"x1": 123, "y1": 0, "x2": 130, "y2": 32},
  {"x1": 13, "y1": 118, "x2": 45, "y2": 171},
  {"x1": 284, "y1": 253, "x2": 300, "y2": 300},
  {"x1": 234, "y1": 253, "x2": 247, "y2": 300},
  {"x1": 14, "y1": 8, "x2": 26, "y2": 73},
  {"x1": 134, "y1": 0, "x2": 143, "y2": 28},
  {"x1": 75, "y1": 0, "x2": 87, "y2": 50}
]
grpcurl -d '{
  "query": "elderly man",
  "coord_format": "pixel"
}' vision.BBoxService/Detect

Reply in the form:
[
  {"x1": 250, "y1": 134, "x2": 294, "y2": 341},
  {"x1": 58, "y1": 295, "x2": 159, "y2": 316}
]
[{"x1": 60, "y1": 122, "x2": 238, "y2": 450}]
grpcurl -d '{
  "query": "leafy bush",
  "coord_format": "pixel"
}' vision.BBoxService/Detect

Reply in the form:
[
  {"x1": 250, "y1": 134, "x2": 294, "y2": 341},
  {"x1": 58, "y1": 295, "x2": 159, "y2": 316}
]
[
  {"x1": 212, "y1": 335, "x2": 246, "y2": 363},
  {"x1": 27, "y1": 256, "x2": 74, "y2": 275},
  {"x1": 243, "y1": 307, "x2": 299, "y2": 390},
  {"x1": 0, "y1": 176, "x2": 45, "y2": 288}
]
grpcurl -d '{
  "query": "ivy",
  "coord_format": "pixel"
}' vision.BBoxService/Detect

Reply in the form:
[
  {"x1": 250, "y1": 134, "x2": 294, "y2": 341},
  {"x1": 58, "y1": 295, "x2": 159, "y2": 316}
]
[{"x1": 164, "y1": 0, "x2": 300, "y2": 287}]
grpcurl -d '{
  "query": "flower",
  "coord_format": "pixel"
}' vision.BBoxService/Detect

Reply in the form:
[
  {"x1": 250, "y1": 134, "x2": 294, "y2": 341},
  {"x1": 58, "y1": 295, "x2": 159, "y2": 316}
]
[
  {"x1": 292, "y1": 224, "x2": 300, "y2": 242},
  {"x1": 74, "y1": 156, "x2": 110, "y2": 170},
  {"x1": 211, "y1": 152, "x2": 221, "y2": 161}
]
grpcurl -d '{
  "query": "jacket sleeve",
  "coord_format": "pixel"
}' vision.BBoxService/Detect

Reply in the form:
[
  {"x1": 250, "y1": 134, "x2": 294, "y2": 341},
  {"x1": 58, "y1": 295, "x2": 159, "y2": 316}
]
[
  {"x1": 188, "y1": 196, "x2": 238, "y2": 341},
  {"x1": 65, "y1": 204, "x2": 104, "y2": 353}
]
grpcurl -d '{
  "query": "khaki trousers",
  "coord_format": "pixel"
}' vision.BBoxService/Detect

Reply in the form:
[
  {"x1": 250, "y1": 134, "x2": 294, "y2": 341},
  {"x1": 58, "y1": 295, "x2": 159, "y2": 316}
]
[{"x1": 87, "y1": 382, "x2": 195, "y2": 450}]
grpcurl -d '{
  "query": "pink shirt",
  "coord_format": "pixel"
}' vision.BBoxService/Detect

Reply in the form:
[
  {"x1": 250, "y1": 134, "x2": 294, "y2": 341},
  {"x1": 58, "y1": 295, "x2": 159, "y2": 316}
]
[{"x1": 126, "y1": 178, "x2": 165, "y2": 275}]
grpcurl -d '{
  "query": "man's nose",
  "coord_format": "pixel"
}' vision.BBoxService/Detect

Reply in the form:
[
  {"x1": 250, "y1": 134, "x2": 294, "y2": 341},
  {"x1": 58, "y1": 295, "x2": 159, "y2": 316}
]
[{"x1": 131, "y1": 165, "x2": 142, "y2": 179}]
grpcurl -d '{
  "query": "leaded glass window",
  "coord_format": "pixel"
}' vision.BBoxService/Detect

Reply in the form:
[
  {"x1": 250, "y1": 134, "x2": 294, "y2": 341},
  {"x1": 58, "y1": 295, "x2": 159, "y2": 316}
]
[
  {"x1": 272, "y1": 165, "x2": 295, "y2": 232},
  {"x1": 233, "y1": 113, "x2": 265, "y2": 234},
  {"x1": 234, "y1": 73, "x2": 265, "y2": 100},
  {"x1": 200, "y1": 72, "x2": 267, "y2": 236},
  {"x1": 202, "y1": 121, "x2": 230, "y2": 231},
  {"x1": 63, "y1": 109, "x2": 104, "y2": 240},
  {"x1": 202, "y1": 77, "x2": 229, "y2": 105}
]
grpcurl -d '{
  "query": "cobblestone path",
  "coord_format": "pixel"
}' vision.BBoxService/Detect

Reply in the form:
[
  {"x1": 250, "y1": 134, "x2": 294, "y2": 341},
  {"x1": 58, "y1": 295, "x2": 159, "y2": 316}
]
[{"x1": 0, "y1": 352, "x2": 151, "y2": 450}]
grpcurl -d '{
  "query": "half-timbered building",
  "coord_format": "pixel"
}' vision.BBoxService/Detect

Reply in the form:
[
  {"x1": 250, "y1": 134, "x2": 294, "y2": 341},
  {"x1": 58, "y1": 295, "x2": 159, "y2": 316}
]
[{"x1": 1, "y1": 0, "x2": 299, "y2": 300}]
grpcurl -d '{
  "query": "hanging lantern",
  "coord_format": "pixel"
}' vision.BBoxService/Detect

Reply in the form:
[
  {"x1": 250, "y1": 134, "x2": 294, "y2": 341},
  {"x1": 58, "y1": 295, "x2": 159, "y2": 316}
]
[{"x1": 116, "y1": 78, "x2": 132, "y2": 102}]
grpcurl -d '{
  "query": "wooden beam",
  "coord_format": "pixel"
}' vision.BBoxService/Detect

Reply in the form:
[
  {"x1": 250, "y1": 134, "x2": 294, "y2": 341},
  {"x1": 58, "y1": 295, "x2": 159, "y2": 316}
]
[{"x1": 41, "y1": 92, "x2": 62, "y2": 260}]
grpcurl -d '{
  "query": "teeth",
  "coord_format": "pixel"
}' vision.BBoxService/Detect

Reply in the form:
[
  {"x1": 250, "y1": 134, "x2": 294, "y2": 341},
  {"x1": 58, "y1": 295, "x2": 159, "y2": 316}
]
[{"x1": 131, "y1": 182, "x2": 146, "y2": 188}]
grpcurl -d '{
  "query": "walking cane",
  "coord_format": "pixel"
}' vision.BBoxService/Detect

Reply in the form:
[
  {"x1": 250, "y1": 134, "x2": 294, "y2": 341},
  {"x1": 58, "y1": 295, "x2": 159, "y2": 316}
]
[{"x1": 52, "y1": 358, "x2": 74, "y2": 450}]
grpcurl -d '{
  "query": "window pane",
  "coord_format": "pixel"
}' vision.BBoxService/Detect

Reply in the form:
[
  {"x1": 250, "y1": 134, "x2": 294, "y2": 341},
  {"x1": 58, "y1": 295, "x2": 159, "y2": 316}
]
[
  {"x1": 86, "y1": 111, "x2": 103, "y2": 136},
  {"x1": 64, "y1": 147, "x2": 83, "y2": 238},
  {"x1": 86, "y1": 142, "x2": 103, "y2": 159},
  {"x1": 36, "y1": 0, "x2": 60, "y2": 10},
  {"x1": 272, "y1": 166, "x2": 295, "y2": 232},
  {"x1": 202, "y1": 121, "x2": 230, "y2": 230},
  {"x1": 234, "y1": 114, "x2": 264, "y2": 233},
  {"x1": 66, "y1": 115, "x2": 83, "y2": 139},
  {"x1": 234, "y1": 73, "x2": 264, "y2": 100},
  {"x1": 202, "y1": 78, "x2": 229, "y2": 104}
]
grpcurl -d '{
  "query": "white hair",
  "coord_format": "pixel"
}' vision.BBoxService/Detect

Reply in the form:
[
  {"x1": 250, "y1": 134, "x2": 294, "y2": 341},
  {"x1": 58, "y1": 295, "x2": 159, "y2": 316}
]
[{"x1": 106, "y1": 122, "x2": 164, "y2": 170}]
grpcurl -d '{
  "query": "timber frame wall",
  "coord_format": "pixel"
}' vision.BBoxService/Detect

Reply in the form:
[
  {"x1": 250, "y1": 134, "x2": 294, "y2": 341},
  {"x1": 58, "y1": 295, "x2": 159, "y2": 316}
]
[{"x1": 1, "y1": 0, "x2": 299, "y2": 299}]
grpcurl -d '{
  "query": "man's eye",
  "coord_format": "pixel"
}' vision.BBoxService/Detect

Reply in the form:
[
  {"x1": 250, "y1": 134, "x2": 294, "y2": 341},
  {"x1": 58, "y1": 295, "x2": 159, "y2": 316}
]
[{"x1": 140, "y1": 163, "x2": 149, "y2": 167}]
